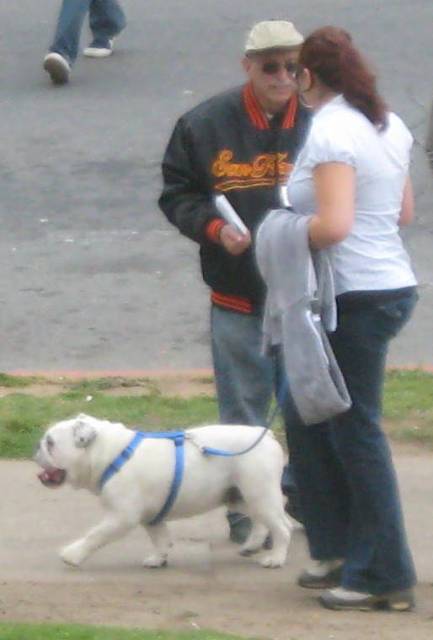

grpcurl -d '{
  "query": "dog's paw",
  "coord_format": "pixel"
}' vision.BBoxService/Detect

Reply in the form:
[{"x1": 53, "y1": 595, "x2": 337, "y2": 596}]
[
  {"x1": 60, "y1": 541, "x2": 87, "y2": 567},
  {"x1": 259, "y1": 552, "x2": 286, "y2": 569},
  {"x1": 142, "y1": 554, "x2": 168, "y2": 569}
]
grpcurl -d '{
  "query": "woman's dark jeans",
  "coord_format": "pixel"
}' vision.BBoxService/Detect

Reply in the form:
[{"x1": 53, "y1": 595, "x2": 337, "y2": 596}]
[{"x1": 275, "y1": 288, "x2": 418, "y2": 595}]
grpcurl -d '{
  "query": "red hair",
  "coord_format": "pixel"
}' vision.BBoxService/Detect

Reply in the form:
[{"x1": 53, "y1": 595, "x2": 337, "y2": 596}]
[{"x1": 299, "y1": 26, "x2": 387, "y2": 129}]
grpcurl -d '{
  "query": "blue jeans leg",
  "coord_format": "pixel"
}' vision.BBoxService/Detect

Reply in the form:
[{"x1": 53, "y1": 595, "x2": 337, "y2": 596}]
[
  {"x1": 275, "y1": 354, "x2": 350, "y2": 553},
  {"x1": 49, "y1": 0, "x2": 91, "y2": 64},
  {"x1": 49, "y1": 0, "x2": 126, "y2": 64},
  {"x1": 211, "y1": 305, "x2": 274, "y2": 426},
  {"x1": 278, "y1": 290, "x2": 418, "y2": 594},
  {"x1": 211, "y1": 304, "x2": 275, "y2": 541},
  {"x1": 89, "y1": 0, "x2": 126, "y2": 45}
]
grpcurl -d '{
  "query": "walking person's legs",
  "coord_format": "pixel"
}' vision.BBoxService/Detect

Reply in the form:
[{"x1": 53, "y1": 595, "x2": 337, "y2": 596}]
[
  {"x1": 84, "y1": 0, "x2": 127, "y2": 57},
  {"x1": 44, "y1": 0, "x2": 91, "y2": 84}
]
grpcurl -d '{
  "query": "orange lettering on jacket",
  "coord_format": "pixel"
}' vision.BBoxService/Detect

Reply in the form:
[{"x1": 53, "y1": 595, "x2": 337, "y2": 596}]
[{"x1": 212, "y1": 150, "x2": 293, "y2": 191}]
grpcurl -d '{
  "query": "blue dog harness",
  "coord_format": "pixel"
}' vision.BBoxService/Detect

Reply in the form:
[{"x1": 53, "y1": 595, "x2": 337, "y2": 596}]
[
  {"x1": 98, "y1": 425, "x2": 272, "y2": 525},
  {"x1": 98, "y1": 431, "x2": 185, "y2": 526}
]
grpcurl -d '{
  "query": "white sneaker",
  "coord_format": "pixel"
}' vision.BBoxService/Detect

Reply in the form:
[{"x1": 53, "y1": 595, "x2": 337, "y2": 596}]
[
  {"x1": 83, "y1": 39, "x2": 114, "y2": 58},
  {"x1": 298, "y1": 558, "x2": 343, "y2": 589},
  {"x1": 320, "y1": 586, "x2": 415, "y2": 611},
  {"x1": 305, "y1": 559, "x2": 343, "y2": 578},
  {"x1": 43, "y1": 52, "x2": 71, "y2": 85}
]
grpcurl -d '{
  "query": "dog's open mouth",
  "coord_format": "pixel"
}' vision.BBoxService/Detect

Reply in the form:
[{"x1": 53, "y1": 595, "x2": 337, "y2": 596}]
[{"x1": 38, "y1": 468, "x2": 67, "y2": 487}]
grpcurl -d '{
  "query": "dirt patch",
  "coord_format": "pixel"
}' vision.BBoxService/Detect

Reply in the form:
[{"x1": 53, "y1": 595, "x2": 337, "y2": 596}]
[
  {"x1": 1, "y1": 378, "x2": 432, "y2": 639},
  {"x1": 0, "y1": 463, "x2": 432, "y2": 640},
  {"x1": 0, "y1": 374, "x2": 215, "y2": 399},
  {"x1": 0, "y1": 383, "x2": 68, "y2": 398},
  {"x1": 1, "y1": 579, "x2": 432, "y2": 639}
]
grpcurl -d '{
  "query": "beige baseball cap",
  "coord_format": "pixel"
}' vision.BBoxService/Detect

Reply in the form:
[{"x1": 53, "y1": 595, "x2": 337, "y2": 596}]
[{"x1": 245, "y1": 20, "x2": 304, "y2": 53}]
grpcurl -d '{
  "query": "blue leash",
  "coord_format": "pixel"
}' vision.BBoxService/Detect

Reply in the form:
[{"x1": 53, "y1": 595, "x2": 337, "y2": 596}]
[
  {"x1": 201, "y1": 370, "x2": 286, "y2": 458},
  {"x1": 201, "y1": 402, "x2": 280, "y2": 458}
]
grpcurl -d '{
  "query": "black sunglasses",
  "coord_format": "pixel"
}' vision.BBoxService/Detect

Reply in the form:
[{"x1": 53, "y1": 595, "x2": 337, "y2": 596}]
[{"x1": 261, "y1": 61, "x2": 299, "y2": 76}]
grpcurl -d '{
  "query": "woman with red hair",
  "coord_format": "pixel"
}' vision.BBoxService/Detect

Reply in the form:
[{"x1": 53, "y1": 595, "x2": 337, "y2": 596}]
[{"x1": 279, "y1": 27, "x2": 418, "y2": 610}]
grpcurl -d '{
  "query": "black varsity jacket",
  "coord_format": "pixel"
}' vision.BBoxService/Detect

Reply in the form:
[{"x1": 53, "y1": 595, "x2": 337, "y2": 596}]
[{"x1": 159, "y1": 84, "x2": 311, "y2": 314}]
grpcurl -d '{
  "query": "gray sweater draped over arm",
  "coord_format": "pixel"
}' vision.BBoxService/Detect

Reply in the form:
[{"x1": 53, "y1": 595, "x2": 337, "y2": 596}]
[{"x1": 255, "y1": 208, "x2": 351, "y2": 425}]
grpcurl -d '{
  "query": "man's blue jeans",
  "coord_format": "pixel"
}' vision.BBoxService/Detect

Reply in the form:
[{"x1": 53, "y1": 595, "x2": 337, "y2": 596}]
[
  {"x1": 211, "y1": 305, "x2": 274, "y2": 427},
  {"x1": 211, "y1": 303, "x2": 277, "y2": 538},
  {"x1": 211, "y1": 304, "x2": 298, "y2": 499},
  {"x1": 49, "y1": 0, "x2": 126, "y2": 64},
  {"x1": 276, "y1": 288, "x2": 418, "y2": 595}
]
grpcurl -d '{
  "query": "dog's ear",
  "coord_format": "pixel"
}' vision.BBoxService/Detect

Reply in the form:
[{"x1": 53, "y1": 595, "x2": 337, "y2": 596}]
[{"x1": 73, "y1": 416, "x2": 97, "y2": 449}]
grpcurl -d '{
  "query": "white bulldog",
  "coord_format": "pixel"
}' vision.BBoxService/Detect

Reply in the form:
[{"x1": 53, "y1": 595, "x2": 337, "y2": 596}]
[{"x1": 35, "y1": 413, "x2": 292, "y2": 569}]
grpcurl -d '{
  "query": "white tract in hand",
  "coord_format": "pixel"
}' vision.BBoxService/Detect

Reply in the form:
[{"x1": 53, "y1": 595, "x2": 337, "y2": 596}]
[{"x1": 214, "y1": 194, "x2": 248, "y2": 235}]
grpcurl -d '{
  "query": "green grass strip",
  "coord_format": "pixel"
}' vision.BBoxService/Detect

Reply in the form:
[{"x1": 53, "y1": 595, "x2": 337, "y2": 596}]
[
  {"x1": 0, "y1": 369, "x2": 432, "y2": 459},
  {"x1": 0, "y1": 373, "x2": 40, "y2": 387},
  {"x1": 0, "y1": 623, "x2": 254, "y2": 640},
  {"x1": 0, "y1": 391, "x2": 218, "y2": 458},
  {"x1": 383, "y1": 369, "x2": 433, "y2": 446}
]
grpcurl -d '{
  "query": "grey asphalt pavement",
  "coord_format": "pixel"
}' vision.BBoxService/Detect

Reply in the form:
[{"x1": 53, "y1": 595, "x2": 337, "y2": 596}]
[{"x1": 0, "y1": 1, "x2": 432, "y2": 372}]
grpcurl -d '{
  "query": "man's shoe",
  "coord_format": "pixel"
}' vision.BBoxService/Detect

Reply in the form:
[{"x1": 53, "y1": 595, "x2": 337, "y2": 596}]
[
  {"x1": 227, "y1": 512, "x2": 252, "y2": 545},
  {"x1": 83, "y1": 39, "x2": 114, "y2": 58},
  {"x1": 262, "y1": 533, "x2": 273, "y2": 550},
  {"x1": 319, "y1": 586, "x2": 415, "y2": 611},
  {"x1": 298, "y1": 559, "x2": 343, "y2": 589},
  {"x1": 43, "y1": 52, "x2": 71, "y2": 85}
]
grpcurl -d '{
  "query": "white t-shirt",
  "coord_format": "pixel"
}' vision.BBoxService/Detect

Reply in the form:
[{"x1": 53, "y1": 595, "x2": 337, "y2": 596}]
[{"x1": 287, "y1": 95, "x2": 417, "y2": 295}]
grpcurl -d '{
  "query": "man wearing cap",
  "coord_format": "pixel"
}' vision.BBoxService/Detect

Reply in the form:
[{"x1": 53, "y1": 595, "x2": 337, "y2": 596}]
[{"x1": 159, "y1": 20, "x2": 310, "y2": 542}]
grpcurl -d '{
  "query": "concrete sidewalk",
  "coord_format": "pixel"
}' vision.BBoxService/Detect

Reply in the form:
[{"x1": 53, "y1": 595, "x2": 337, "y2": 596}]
[
  {"x1": 1, "y1": 446, "x2": 432, "y2": 582},
  {"x1": 0, "y1": 447, "x2": 432, "y2": 638}
]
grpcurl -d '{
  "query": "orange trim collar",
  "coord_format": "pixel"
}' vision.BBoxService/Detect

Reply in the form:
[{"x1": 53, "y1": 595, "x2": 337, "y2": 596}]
[{"x1": 242, "y1": 84, "x2": 298, "y2": 130}]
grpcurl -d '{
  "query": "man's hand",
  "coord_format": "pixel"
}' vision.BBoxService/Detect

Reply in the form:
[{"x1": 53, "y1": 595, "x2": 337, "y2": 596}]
[{"x1": 219, "y1": 224, "x2": 251, "y2": 256}]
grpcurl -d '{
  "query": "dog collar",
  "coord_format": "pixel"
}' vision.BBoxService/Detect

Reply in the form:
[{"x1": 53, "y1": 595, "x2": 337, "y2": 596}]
[{"x1": 98, "y1": 430, "x2": 186, "y2": 526}]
